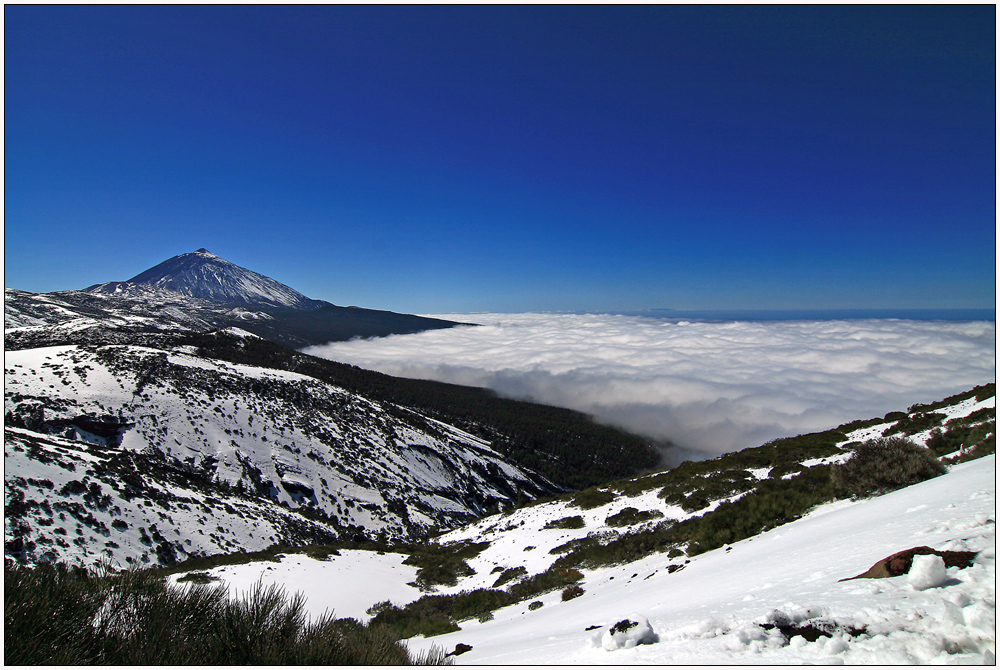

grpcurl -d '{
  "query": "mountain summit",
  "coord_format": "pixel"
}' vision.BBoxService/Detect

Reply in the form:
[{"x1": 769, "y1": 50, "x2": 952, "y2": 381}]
[
  {"x1": 86, "y1": 249, "x2": 320, "y2": 310},
  {"x1": 51, "y1": 248, "x2": 466, "y2": 347}
]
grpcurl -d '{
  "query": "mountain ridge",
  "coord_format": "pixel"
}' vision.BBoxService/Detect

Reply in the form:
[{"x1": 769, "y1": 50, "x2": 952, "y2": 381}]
[
  {"x1": 7, "y1": 249, "x2": 467, "y2": 347},
  {"x1": 4, "y1": 335, "x2": 562, "y2": 567}
]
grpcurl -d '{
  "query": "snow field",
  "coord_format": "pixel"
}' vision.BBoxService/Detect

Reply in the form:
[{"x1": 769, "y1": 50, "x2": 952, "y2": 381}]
[
  {"x1": 168, "y1": 550, "x2": 424, "y2": 622},
  {"x1": 401, "y1": 455, "x2": 995, "y2": 664},
  {"x1": 168, "y1": 456, "x2": 995, "y2": 663}
]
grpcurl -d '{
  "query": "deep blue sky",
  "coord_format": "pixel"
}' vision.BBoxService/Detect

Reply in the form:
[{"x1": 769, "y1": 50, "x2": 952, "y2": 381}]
[{"x1": 5, "y1": 5, "x2": 995, "y2": 313}]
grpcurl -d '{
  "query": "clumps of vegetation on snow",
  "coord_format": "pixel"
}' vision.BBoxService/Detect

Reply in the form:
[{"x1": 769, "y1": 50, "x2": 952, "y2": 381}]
[
  {"x1": 877, "y1": 384, "x2": 995, "y2": 453},
  {"x1": 608, "y1": 428, "x2": 847, "y2": 503},
  {"x1": 144, "y1": 537, "x2": 395, "y2": 579},
  {"x1": 529, "y1": 384, "x2": 994, "y2": 574},
  {"x1": 402, "y1": 540, "x2": 491, "y2": 590},
  {"x1": 175, "y1": 570, "x2": 220, "y2": 584},
  {"x1": 568, "y1": 487, "x2": 617, "y2": 510},
  {"x1": 929, "y1": 408, "x2": 996, "y2": 464},
  {"x1": 4, "y1": 561, "x2": 450, "y2": 665},
  {"x1": 542, "y1": 515, "x2": 585, "y2": 530},
  {"x1": 605, "y1": 507, "x2": 664, "y2": 527},
  {"x1": 546, "y1": 433, "x2": 962, "y2": 571},
  {"x1": 490, "y1": 566, "x2": 527, "y2": 588},
  {"x1": 419, "y1": 387, "x2": 992, "y2": 591},
  {"x1": 367, "y1": 565, "x2": 585, "y2": 639}
]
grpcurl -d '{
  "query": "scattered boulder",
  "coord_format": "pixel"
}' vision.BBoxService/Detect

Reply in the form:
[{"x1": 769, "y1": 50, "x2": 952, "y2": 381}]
[{"x1": 840, "y1": 546, "x2": 977, "y2": 581}]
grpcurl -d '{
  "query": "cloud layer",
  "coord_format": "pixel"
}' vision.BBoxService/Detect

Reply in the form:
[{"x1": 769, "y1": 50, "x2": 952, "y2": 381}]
[{"x1": 304, "y1": 314, "x2": 996, "y2": 461}]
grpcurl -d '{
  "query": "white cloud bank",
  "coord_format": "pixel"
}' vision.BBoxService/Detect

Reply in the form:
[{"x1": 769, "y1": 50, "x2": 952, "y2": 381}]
[{"x1": 304, "y1": 314, "x2": 995, "y2": 460}]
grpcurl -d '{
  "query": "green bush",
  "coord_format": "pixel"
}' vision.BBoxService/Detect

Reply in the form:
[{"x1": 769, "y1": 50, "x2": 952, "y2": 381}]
[
  {"x1": 506, "y1": 566, "x2": 584, "y2": 601},
  {"x1": 528, "y1": 600, "x2": 543, "y2": 611},
  {"x1": 570, "y1": 488, "x2": 616, "y2": 510},
  {"x1": 491, "y1": 566, "x2": 527, "y2": 588},
  {"x1": 942, "y1": 432, "x2": 995, "y2": 464},
  {"x1": 927, "y1": 413, "x2": 996, "y2": 457},
  {"x1": 561, "y1": 584, "x2": 584, "y2": 601},
  {"x1": 3, "y1": 562, "x2": 447, "y2": 665},
  {"x1": 549, "y1": 537, "x2": 600, "y2": 555},
  {"x1": 883, "y1": 412, "x2": 946, "y2": 437},
  {"x1": 369, "y1": 587, "x2": 518, "y2": 639},
  {"x1": 368, "y1": 596, "x2": 462, "y2": 639},
  {"x1": 402, "y1": 540, "x2": 490, "y2": 590},
  {"x1": 683, "y1": 466, "x2": 836, "y2": 555},
  {"x1": 831, "y1": 437, "x2": 946, "y2": 499},
  {"x1": 543, "y1": 515, "x2": 586, "y2": 530},
  {"x1": 605, "y1": 507, "x2": 664, "y2": 527}
]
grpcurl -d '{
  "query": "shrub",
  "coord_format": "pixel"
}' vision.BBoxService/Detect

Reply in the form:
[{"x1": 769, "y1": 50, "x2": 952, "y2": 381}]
[
  {"x1": 3, "y1": 562, "x2": 444, "y2": 665},
  {"x1": 543, "y1": 515, "x2": 586, "y2": 530},
  {"x1": 176, "y1": 571, "x2": 220, "y2": 584},
  {"x1": 402, "y1": 540, "x2": 490, "y2": 590},
  {"x1": 561, "y1": 584, "x2": 584, "y2": 601},
  {"x1": 570, "y1": 488, "x2": 616, "y2": 510},
  {"x1": 528, "y1": 600, "x2": 543, "y2": 611},
  {"x1": 506, "y1": 566, "x2": 584, "y2": 601},
  {"x1": 491, "y1": 566, "x2": 527, "y2": 589},
  {"x1": 941, "y1": 432, "x2": 996, "y2": 464},
  {"x1": 832, "y1": 437, "x2": 946, "y2": 499},
  {"x1": 605, "y1": 507, "x2": 665, "y2": 527},
  {"x1": 549, "y1": 537, "x2": 599, "y2": 555},
  {"x1": 368, "y1": 596, "x2": 462, "y2": 639},
  {"x1": 882, "y1": 412, "x2": 946, "y2": 437},
  {"x1": 927, "y1": 416, "x2": 996, "y2": 458}
]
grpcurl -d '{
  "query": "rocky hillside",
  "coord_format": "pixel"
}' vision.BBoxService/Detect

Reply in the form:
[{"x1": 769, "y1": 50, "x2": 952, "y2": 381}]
[
  {"x1": 4, "y1": 330, "x2": 559, "y2": 568},
  {"x1": 144, "y1": 384, "x2": 994, "y2": 664}
]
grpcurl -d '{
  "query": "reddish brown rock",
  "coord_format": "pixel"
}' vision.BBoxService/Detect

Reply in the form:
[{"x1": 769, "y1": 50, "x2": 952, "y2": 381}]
[{"x1": 841, "y1": 546, "x2": 978, "y2": 581}]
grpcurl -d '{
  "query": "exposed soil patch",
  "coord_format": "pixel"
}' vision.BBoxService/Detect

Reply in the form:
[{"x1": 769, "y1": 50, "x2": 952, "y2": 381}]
[{"x1": 841, "y1": 546, "x2": 978, "y2": 581}]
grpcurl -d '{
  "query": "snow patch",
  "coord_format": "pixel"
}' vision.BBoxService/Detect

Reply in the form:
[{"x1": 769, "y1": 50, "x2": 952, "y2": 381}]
[{"x1": 908, "y1": 554, "x2": 948, "y2": 591}]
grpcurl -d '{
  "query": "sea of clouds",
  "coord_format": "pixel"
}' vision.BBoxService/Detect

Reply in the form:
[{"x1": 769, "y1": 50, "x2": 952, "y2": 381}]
[{"x1": 304, "y1": 314, "x2": 995, "y2": 463}]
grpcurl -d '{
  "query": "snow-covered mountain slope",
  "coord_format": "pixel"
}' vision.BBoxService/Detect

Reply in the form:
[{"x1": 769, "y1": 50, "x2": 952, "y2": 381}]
[
  {"x1": 4, "y1": 338, "x2": 557, "y2": 568},
  {"x1": 172, "y1": 455, "x2": 995, "y2": 665},
  {"x1": 164, "y1": 387, "x2": 995, "y2": 664},
  {"x1": 5, "y1": 426, "x2": 343, "y2": 568},
  {"x1": 404, "y1": 454, "x2": 995, "y2": 665},
  {"x1": 4, "y1": 287, "x2": 232, "y2": 350},
  {"x1": 85, "y1": 248, "x2": 319, "y2": 310},
  {"x1": 418, "y1": 387, "x2": 994, "y2": 586}
]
